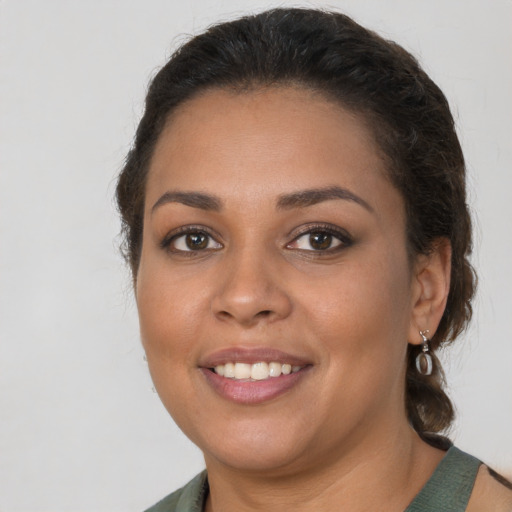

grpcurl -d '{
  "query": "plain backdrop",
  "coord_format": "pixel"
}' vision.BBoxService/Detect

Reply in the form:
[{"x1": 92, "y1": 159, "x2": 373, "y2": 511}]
[{"x1": 0, "y1": 1, "x2": 511, "y2": 511}]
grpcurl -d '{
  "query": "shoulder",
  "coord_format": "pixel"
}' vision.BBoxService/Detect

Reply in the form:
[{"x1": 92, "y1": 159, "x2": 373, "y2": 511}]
[
  {"x1": 406, "y1": 445, "x2": 511, "y2": 512},
  {"x1": 144, "y1": 472, "x2": 208, "y2": 512},
  {"x1": 467, "y1": 465, "x2": 512, "y2": 512}
]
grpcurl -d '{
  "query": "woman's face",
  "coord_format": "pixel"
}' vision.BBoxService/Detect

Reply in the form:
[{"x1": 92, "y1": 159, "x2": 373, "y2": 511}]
[{"x1": 137, "y1": 87, "x2": 424, "y2": 474}]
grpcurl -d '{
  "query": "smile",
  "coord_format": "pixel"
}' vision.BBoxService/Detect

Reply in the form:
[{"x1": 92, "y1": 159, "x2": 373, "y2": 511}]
[
  {"x1": 199, "y1": 348, "x2": 312, "y2": 404},
  {"x1": 213, "y1": 361, "x2": 304, "y2": 381}
]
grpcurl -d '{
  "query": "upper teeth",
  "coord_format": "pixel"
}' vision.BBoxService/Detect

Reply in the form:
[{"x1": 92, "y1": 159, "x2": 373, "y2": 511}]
[{"x1": 214, "y1": 362, "x2": 303, "y2": 380}]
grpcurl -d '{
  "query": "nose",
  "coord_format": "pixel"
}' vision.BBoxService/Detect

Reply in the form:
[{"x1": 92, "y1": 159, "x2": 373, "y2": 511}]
[{"x1": 211, "y1": 249, "x2": 293, "y2": 327}]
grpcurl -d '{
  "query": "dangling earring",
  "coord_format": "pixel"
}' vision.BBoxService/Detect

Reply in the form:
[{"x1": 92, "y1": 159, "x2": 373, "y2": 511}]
[{"x1": 415, "y1": 330, "x2": 433, "y2": 376}]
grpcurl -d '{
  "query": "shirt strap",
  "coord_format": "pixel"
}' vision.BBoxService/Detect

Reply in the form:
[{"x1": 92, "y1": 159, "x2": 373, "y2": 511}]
[{"x1": 405, "y1": 446, "x2": 481, "y2": 512}]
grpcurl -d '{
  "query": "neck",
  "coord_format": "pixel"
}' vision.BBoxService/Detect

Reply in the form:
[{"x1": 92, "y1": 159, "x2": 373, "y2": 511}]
[{"x1": 204, "y1": 424, "x2": 445, "y2": 512}]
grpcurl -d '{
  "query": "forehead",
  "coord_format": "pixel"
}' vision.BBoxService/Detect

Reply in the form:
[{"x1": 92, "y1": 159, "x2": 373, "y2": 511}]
[{"x1": 146, "y1": 86, "x2": 392, "y2": 209}]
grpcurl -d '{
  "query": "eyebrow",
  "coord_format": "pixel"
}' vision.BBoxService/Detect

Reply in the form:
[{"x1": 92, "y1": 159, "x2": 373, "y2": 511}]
[
  {"x1": 151, "y1": 191, "x2": 222, "y2": 214},
  {"x1": 151, "y1": 185, "x2": 373, "y2": 215},
  {"x1": 276, "y1": 186, "x2": 373, "y2": 212}
]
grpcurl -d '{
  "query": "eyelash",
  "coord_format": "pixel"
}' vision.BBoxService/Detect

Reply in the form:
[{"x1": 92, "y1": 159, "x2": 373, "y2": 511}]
[
  {"x1": 286, "y1": 223, "x2": 353, "y2": 254},
  {"x1": 160, "y1": 223, "x2": 353, "y2": 256},
  {"x1": 160, "y1": 225, "x2": 222, "y2": 256}
]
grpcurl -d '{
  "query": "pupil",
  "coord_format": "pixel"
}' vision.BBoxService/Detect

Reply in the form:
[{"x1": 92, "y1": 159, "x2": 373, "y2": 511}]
[
  {"x1": 186, "y1": 232, "x2": 208, "y2": 250},
  {"x1": 310, "y1": 232, "x2": 332, "y2": 250}
]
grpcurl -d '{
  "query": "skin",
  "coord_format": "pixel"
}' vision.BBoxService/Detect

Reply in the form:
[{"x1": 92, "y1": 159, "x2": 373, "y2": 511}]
[
  {"x1": 136, "y1": 87, "x2": 458, "y2": 511},
  {"x1": 468, "y1": 466, "x2": 512, "y2": 511}
]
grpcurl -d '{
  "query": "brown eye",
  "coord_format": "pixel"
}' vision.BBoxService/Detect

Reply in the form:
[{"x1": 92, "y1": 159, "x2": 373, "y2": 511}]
[
  {"x1": 287, "y1": 226, "x2": 351, "y2": 253},
  {"x1": 186, "y1": 232, "x2": 208, "y2": 250},
  {"x1": 309, "y1": 232, "x2": 333, "y2": 250},
  {"x1": 169, "y1": 230, "x2": 222, "y2": 252}
]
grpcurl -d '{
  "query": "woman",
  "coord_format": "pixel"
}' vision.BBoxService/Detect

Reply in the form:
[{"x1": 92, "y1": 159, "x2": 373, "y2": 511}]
[{"x1": 116, "y1": 8, "x2": 512, "y2": 511}]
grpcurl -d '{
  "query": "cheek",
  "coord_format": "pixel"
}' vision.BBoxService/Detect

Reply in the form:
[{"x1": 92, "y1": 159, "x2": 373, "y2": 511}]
[
  {"x1": 301, "y1": 259, "x2": 412, "y2": 423},
  {"x1": 309, "y1": 252, "x2": 410, "y2": 321},
  {"x1": 300, "y1": 252, "x2": 413, "y2": 371},
  {"x1": 136, "y1": 254, "x2": 206, "y2": 363},
  {"x1": 136, "y1": 267, "x2": 202, "y2": 421}
]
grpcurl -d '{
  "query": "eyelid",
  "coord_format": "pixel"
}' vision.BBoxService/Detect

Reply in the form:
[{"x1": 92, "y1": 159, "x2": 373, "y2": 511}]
[
  {"x1": 286, "y1": 223, "x2": 353, "y2": 251},
  {"x1": 160, "y1": 225, "x2": 223, "y2": 253}
]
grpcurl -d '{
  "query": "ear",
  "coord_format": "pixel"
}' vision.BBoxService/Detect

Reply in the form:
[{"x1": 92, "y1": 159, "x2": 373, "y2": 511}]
[{"x1": 408, "y1": 238, "x2": 452, "y2": 345}]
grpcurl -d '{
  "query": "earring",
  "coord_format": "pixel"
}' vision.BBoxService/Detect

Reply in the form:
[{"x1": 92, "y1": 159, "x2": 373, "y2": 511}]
[{"x1": 415, "y1": 330, "x2": 433, "y2": 376}]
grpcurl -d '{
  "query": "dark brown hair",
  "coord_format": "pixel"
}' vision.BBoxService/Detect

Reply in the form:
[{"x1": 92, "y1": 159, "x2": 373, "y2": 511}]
[{"x1": 116, "y1": 8, "x2": 475, "y2": 438}]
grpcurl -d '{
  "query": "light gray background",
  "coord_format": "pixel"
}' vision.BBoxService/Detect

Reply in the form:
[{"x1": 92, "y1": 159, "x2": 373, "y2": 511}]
[{"x1": 1, "y1": 1, "x2": 510, "y2": 511}]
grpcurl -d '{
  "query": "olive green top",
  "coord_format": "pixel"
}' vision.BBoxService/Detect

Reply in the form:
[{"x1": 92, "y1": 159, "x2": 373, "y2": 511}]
[
  {"x1": 145, "y1": 446, "x2": 481, "y2": 512},
  {"x1": 405, "y1": 446, "x2": 481, "y2": 511}
]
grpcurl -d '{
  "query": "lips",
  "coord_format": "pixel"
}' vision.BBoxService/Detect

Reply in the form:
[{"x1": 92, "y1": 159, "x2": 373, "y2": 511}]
[
  {"x1": 199, "y1": 347, "x2": 312, "y2": 405},
  {"x1": 199, "y1": 347, "x2": 311, "y2": 367}
]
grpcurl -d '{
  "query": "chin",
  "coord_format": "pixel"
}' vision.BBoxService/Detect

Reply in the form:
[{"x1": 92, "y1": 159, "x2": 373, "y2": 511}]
[
  {"x1": 185, "y1": 416, "x2": 313, "y2": 474},
  {"x1": 204, "y1": 441, "x2": 306, "y2": 474}
]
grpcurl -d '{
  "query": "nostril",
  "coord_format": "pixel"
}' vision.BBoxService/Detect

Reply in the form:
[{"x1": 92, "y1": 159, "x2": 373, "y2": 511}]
[{"x1": 216, "y1": 309, "x2": 273, "y2": 322}]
